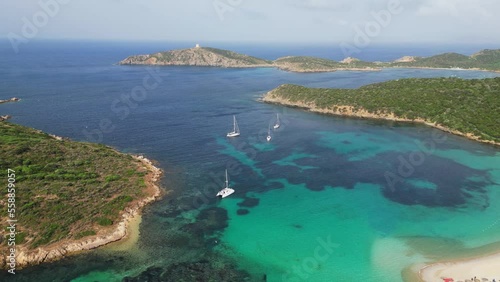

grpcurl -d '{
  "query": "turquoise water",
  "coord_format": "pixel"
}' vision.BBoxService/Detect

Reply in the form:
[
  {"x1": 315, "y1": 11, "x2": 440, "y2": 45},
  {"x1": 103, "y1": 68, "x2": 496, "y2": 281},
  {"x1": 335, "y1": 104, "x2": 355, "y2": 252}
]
[
  {"x1": 1, "y1": 41, "x2": 499, "y2": 281},
  {"x1": 215, "y1": 127, "x2": 500, "y2": 281}
]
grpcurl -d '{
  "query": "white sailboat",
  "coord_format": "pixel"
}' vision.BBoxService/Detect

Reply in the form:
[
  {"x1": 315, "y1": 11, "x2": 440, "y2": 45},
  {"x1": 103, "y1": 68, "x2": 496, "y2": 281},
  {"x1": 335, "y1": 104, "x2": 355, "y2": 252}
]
[
  {"x1": 216, "y1": 169, "x2": 235, "y2": 198},
  {"x1": 266, "y1": 124, "x2": 272, "y2": 142},
  {"x1": 227, "y1": 115, "x2": 240, "y2": 137},
  {"x1": 273, "y1": 113, "x2": 280, "y2": 129}
]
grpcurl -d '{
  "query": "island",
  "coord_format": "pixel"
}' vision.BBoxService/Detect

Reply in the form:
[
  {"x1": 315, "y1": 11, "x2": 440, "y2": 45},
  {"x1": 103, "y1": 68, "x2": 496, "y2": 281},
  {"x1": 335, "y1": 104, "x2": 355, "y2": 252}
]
[
  {"x1": 0, "y1": 97, "x2": 20, "y2": 104},
  {"x1": 119, "y1": 45, "x2": 272, "y2": 68},
  {"x1": 262, "y1": 77, "x2": 500, "y2": 145},
  {"x1": 0, "y1": 122, "x2": 163, "y2": 269},
  {"x1": 119, "y1": 45, "x2": 500, "y2": 73}
]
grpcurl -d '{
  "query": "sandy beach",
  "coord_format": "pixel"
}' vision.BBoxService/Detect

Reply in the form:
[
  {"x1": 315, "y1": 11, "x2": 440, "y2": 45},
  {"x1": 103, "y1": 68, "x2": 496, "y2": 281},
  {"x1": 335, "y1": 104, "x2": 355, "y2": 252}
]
[
  {"x1": 419, "y1": 252, "x2": 500, "y2": 282},
  {"x1": 103, "y1": 212, "x2": 143, "y2": 252}
]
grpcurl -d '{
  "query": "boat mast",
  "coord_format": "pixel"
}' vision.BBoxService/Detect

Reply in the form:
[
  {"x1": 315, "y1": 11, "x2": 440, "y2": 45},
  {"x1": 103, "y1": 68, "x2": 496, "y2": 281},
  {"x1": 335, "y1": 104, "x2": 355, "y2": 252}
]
[{"x1": 233, "y1": 115, "x2": 239, "y2": 133}]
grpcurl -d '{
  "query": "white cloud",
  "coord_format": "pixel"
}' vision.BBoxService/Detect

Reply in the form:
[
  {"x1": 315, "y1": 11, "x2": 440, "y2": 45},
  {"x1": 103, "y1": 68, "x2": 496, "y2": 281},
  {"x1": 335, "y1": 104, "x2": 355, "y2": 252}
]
[
  {"x1": 0, "y1": 0, "x2": 499, "y2": 43},
  {"x1": 416, "y1": 0, "x2": 491, "y2": 19},
  {"x1": 288, "y1": 0, "x2": 353, "y2": 11}
]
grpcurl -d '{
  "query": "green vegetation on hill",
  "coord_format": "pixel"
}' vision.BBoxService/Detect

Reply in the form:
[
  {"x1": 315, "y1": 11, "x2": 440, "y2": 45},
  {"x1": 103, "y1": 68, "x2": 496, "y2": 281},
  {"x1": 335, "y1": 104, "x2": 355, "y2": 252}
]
[
  {"x1": 265, "y1": 77, "x2": 500, "y2": 143},
  {"x1": 120, "y1": 47, "x2": 500, "y2": 72},
  {"x1": 201, "y1": 47, "x2": 272, "y2": 65},
  {"x1": 121, "y1": 47, "x2": 272, "y2": 67},
  {"x1": 392, "y1": 49, "x2": 500, "y2": 70},
  {"x1": 0, "y1": 122, "x2": 150, "y2": 248},
  {"x1": 274, "y1": 56, "x2": 342, "y2": 70},
  {"x1": 273, "y1": 56, "x2": 381, "y2": 72}
]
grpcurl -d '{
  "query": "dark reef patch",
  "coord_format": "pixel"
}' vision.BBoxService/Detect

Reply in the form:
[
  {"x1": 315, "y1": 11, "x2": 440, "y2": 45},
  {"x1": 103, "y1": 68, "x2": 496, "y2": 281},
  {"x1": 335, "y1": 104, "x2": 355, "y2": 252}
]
[
  {"x1": 237, "y1": 209, "x2": 249, "y2": 215},
  {"x1": 180, "y1": 207, "x2": 228, "y2": 237},
  {"x1": 123, "y1": 260, "x2": 250, "y2": 282}
]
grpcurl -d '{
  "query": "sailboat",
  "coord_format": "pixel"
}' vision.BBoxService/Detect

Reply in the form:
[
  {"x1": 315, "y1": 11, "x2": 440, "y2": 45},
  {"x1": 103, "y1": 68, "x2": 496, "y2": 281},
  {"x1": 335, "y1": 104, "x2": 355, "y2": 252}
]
[
  {"x1": 273, "y1": 113, "x2": 280, "y2": 129},
  {"x1": 216, "y1": 169, "x2": 235, "y2": 198},
  {"x1": 266, "y1": 124, "x2": 272, "y2": 142},
  {"x1": 227, "y1": 115, "x2": 240, "y2": 137}
]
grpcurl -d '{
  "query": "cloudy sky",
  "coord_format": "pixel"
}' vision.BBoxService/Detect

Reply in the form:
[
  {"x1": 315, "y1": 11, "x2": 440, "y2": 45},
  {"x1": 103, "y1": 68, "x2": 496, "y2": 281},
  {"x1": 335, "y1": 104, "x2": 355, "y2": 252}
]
[{"x1": 1, "y1": 0, "x2": 499, "y2": 44}]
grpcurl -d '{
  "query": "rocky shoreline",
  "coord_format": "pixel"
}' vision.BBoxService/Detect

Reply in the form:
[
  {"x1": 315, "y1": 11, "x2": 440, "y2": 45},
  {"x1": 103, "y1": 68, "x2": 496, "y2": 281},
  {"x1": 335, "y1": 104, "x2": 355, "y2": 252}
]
[
  {"x1": 5, "y1": 155, "x2": 163, "y2": 269},
  {"x1": 262, "y1": 93, "x2": 500, "y2": 147},
  {"x1": 0, "y1": 98, "x2": 19, "y2": 121},
  {"x1": 0, "y1": 115, "x2": 11, "y2": 121},
  {"x1": 0, "y1": 97, "x2": 20, "y2": 104}
]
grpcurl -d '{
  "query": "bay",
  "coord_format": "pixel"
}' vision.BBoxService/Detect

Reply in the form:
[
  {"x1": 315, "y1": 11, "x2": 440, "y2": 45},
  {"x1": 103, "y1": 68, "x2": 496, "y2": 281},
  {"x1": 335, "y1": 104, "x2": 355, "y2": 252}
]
[{"x1": 1, "y1": 40, "x2": 499, "y2": 282}]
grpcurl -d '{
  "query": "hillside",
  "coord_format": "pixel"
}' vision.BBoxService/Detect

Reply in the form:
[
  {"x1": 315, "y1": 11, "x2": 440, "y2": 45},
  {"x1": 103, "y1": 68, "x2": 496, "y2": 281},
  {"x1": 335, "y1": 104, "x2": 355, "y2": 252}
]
[
  {"x1": 119, "y1": 46, "x2": 272, "y2": 68},
  {"x1": 263, "y1": 77, "x2": 500, "y2": 145},
  {"x1": 119, "y1": 46, "x2": 500, "y2": 72},
  {"x1": 391, "y1": 49, "x2": 500, "y2": 70},
  {"x1": 273, "y1": 56, "x2": 380, "y2": 72},
  {"x1": 0, "y1": 122, "x2": 162, "y2": 267}
]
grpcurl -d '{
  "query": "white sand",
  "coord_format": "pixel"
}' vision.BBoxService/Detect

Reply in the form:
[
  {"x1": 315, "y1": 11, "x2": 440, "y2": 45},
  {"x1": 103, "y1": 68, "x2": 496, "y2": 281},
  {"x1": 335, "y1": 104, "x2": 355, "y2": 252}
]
[
  {"x1": 420, "y1": 252, "x2": 500, "y2": 281},
  {"x1": 103, "y1": 212, "x2": 142, "y2": 251}
]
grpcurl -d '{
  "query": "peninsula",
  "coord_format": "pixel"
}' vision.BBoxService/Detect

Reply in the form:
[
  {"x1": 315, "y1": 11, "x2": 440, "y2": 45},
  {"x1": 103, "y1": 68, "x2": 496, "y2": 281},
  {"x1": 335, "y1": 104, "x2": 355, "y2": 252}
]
[
  {"x1": 262, "y1": 77, "x2": 500, "y2": 145},
  {"x1": 119, "y1": 46, "x2": 500, "y2": 73},
  {"x1": 0, "y1": 122, "x2": 163, "y2": 269}
]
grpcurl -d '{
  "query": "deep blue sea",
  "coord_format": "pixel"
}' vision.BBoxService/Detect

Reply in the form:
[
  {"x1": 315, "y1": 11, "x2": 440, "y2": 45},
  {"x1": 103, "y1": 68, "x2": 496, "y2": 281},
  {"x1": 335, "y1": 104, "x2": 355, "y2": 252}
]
[{"x1": 1, "y1": 40, "x2": 500, "y2": 282}]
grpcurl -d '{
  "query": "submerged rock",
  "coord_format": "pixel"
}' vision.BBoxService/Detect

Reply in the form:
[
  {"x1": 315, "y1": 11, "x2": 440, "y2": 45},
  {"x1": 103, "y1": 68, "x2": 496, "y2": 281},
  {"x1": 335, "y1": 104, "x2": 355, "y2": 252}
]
[
  {"x1": 237, "y1": 209, "x2": 249, "y2": 215},
  {"x1": 180, "y1": 207, "x2": 229, "y2": 237}
]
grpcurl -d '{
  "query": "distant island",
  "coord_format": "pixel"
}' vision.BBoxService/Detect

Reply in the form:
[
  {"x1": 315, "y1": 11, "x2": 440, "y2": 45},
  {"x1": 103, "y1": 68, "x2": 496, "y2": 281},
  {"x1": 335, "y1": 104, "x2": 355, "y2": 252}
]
[
  {"x1": 0, "y1": 122, "x2": 163, "y2": 269},
  {"x1": 119, "y1": 45, "x2": 500, "y2": 73},
  {"x1": 119, "y1": 45, "x2": 272, "y2": 68},
  {"x1": 262, "y1": 77, "x2": 500, "y2": 145}
]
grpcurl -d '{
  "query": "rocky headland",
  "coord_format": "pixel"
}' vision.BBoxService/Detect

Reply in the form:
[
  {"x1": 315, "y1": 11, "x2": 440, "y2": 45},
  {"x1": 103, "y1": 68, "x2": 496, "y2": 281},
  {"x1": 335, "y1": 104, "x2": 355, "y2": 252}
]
[
  {"x1": 1, "y1": 155, "x2": 162, "y2": 269},
  {"x1": 119, "y1": 46, "x2": 272, "y2": 68},
  {"x1": 0, "y1": 97, "x2": 20, "y2": 104}
]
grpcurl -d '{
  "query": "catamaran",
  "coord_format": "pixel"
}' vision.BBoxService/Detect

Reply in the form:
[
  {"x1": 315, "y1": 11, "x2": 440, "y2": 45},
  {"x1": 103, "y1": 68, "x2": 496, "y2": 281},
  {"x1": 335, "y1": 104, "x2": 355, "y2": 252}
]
[
  {"x1": 273, "y1": 113, "x2": 280, "y2": 129},
  {"x1": 216, "y1": 169, "x2": 235, "y2": 198},
  {"x1": 227, "y1": 115, "x2": 240, "y2": 137}
]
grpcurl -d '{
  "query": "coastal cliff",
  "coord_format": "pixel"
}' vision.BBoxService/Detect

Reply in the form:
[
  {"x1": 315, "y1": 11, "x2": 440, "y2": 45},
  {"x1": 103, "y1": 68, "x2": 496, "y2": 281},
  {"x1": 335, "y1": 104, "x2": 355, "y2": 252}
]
[
  {"x1": 0, "y1": 97, "x2": 20, "y2": 104},
  {"x1": 262, "y1": 79, "x2": 500, "y2": 146}
]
